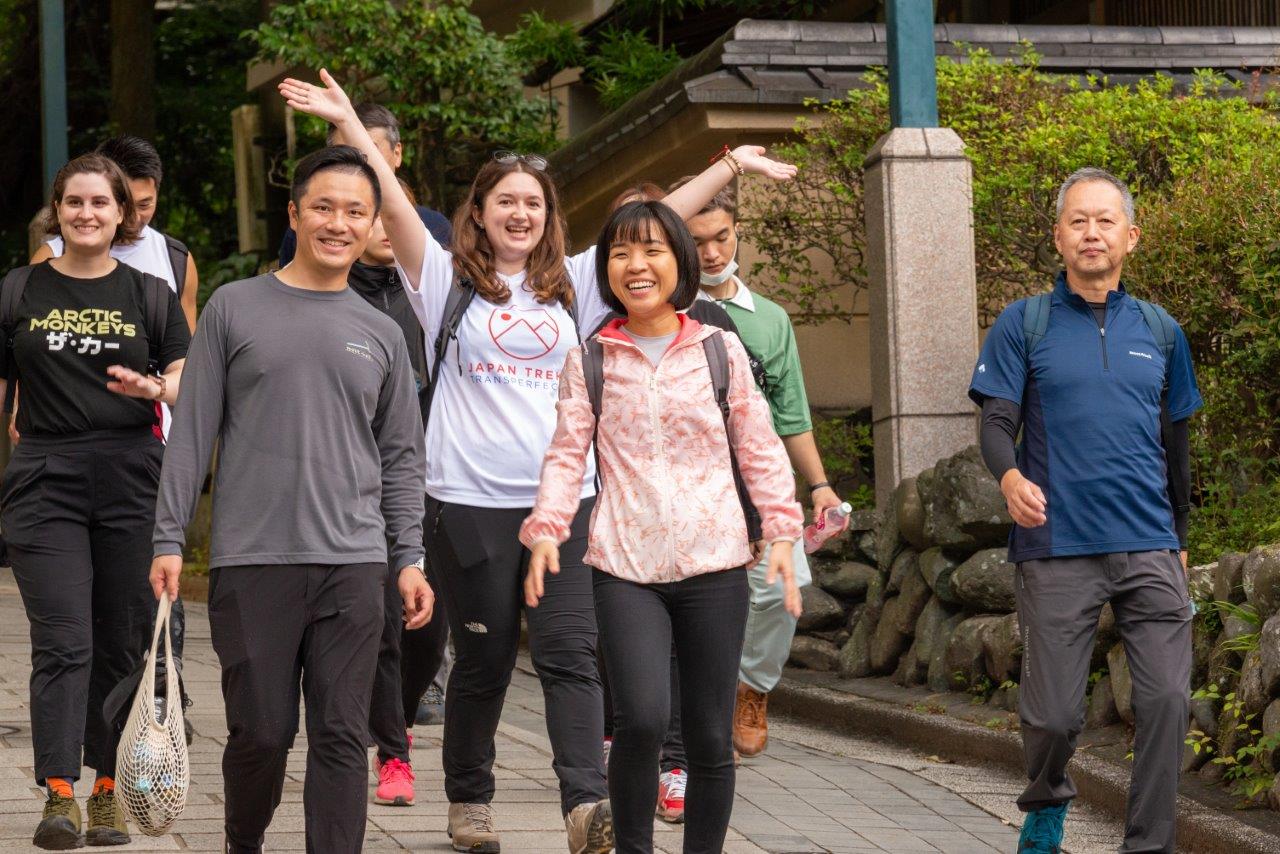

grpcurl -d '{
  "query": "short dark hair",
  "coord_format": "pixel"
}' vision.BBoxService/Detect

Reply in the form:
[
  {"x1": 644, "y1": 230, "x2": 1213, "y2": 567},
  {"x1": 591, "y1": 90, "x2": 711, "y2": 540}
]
[
  {"x1": 594, "y1": 201, "x2": 700, "y2": 315},
  {"x1": 668, "y1": 174, "x2": 737, "y2": 220},
  {"x1": 327, "y1": 102, "x2": 400, "y2": 147},
  {"x1": 95, "y1": 135, "x2": 163, "y2": 186},
  {"x1": 290, "y1": 145, "x2": 382, "y2": 215}
]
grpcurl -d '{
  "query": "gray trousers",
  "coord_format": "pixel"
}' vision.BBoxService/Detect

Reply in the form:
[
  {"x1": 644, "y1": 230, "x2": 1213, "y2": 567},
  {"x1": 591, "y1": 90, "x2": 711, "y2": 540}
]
[{"x1": 1016, "y1": 550, "x2": 1191, "y2": 854}]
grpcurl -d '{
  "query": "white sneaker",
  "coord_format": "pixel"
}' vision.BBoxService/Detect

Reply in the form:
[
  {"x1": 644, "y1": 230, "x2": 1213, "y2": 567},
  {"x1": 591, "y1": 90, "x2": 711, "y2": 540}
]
[{"x1": 656, "y1": 769, "x2": 686, "y2": 823}]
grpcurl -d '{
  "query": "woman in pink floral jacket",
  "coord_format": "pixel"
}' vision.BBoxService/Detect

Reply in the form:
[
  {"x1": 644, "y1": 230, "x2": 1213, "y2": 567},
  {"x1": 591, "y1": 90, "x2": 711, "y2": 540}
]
[{"x1": 520, "y1": 200, "x2": 803, "y2": 854}]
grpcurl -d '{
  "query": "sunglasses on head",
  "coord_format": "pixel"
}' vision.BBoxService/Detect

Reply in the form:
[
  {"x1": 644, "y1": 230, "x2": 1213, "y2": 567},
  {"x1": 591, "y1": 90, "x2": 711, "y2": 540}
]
[{"x1": 493, "y1": 150, "x2": 548, "y2": 171}]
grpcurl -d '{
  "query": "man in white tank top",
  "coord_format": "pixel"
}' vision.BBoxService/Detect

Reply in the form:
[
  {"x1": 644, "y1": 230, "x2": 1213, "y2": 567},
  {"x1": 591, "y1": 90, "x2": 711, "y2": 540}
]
[{"x1": 28, "y1": 136, "x2": 199, "y2": 440}]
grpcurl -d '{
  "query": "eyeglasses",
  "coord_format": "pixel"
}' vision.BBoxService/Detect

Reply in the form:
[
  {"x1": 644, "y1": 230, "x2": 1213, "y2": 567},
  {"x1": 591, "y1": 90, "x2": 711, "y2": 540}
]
[{"x1": 493, "y1": 151, "x2": 548, "y2": 171}]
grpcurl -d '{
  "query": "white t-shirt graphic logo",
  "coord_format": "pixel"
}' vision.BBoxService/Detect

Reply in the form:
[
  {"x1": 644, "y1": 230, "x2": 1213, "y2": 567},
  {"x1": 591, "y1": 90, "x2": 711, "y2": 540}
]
[{"x1": 488, "y1": 307, "x2": 560, "y2": 360}]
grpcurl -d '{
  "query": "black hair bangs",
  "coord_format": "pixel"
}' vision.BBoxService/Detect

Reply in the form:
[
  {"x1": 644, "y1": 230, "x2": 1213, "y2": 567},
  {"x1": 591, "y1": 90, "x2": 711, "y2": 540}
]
[{"x1": 594, "y1": 201, "x2": 701, "y2": 316}]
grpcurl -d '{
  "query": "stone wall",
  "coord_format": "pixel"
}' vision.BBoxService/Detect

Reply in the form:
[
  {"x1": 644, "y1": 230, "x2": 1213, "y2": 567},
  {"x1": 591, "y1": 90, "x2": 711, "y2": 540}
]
[{"x1": 787, "y1": 443, "x2": 1280, "y2": 810}]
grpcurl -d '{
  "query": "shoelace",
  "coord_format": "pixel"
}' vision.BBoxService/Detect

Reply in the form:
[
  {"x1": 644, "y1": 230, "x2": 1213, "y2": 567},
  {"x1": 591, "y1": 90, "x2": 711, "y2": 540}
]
[
  {"x1": 662, "y1": 771, "x2": 687, "y2": 801},
  {"x1": 1020, "y1": 804, "x2": 1067, "y2": 852},
  {"x1": 381, "y1": 758, "x2": 415, "y2": 783},
  {"x1": 86, "y1": 791, "x2": 116, "y2": 826},
  {"x1": 44, "y1": 792, "x2": 76, "y2": 818},
  {"x1": 739, "y1": 692, "x2": 766, "y2": 728},
  {"x1": 463, "y1": 803, "x2": 495, "y2": 833},
  {"x1": 424, "y1": 686, "x2": 445, "y2": 705}
]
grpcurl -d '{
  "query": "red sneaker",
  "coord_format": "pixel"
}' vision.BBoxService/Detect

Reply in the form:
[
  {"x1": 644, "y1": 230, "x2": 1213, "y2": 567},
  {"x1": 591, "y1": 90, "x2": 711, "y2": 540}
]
[
  {"x1": 656, "y1": 769, "x2": 686, "y2": 823},
  {"x1": 374, "y1": 757, "x2": 416, "y2": 806}
]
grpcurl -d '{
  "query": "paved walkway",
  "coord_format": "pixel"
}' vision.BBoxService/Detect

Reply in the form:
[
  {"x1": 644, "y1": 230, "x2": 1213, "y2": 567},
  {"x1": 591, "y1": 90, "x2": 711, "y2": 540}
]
[{"x1": 0, "y1": 569, "x2": 1125, "y2": 852}]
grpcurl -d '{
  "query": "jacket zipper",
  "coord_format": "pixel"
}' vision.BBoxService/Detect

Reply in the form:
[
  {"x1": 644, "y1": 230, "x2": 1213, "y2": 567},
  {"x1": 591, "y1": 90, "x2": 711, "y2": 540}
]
[
  {"x1": 1089, "y1": 300, "x2": 1110, "y2": 371},
  {"x1": 647, "y1": 370, "x2": 679, "y2": 581}
]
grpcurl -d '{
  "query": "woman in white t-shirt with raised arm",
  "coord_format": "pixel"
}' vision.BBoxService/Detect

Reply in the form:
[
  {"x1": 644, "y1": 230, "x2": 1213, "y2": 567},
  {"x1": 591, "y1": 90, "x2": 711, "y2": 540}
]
[{"x1": 280, "y1": 69, "x2": 796, "y2": 854}]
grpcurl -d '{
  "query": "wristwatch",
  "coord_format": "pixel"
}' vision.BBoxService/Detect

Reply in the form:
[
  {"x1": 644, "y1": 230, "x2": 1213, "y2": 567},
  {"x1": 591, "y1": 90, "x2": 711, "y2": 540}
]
[
  {"x1": 151, "y1": 373, "x2": 167, "y2": 401},
  {"x1": 407, "y1": 556, "x2": 427, "y2": 579}
]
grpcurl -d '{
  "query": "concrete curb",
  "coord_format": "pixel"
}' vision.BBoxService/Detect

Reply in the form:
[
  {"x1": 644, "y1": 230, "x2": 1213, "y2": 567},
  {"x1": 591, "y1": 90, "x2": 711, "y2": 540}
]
[{"x1": 770, "y1": 679, "x2": 1278, "y2": 854}]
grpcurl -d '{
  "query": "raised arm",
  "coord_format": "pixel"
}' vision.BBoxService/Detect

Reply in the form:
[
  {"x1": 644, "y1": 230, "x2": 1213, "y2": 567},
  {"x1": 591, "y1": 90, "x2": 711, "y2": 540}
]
[
  {"x1": 278, "y1": 69, "x2": 429, "y2": 288},
  {"x1": 662, "y1": 146, "x2": 797, "y2": 221}
]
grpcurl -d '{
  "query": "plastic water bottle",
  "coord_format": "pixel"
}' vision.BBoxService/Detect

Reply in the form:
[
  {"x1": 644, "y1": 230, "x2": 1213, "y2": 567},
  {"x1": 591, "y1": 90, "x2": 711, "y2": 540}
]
[{"x1": 803, "y1": 502, "x2": 853, "y2": 554}]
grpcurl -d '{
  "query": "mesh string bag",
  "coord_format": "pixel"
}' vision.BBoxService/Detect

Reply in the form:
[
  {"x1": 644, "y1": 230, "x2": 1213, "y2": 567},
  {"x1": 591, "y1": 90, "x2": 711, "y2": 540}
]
[{"x1": 116, "y1": 595, "x2": 190, "y2": 835}]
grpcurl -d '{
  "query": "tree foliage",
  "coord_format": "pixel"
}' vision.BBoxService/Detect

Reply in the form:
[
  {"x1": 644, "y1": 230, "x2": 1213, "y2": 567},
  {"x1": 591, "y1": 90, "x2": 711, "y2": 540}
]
[
  {"x1": 748, "y1": 49, "x2": 1280, "y2": 562},
  {"x1": 250, "y1": 0, "x2": 558, "y2": 212}
]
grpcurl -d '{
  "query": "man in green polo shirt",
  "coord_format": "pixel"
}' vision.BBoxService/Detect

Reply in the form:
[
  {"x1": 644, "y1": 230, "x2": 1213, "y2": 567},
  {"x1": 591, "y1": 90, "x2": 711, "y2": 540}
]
[{"x1": 672, "y1": 176, "x2": 844, "y2": 757}]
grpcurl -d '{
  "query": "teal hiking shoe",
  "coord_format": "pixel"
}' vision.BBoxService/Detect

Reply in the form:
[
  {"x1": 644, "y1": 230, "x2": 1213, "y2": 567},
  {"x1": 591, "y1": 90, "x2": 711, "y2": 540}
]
[{"x1": 1017, "y1": 802, "x2": 1068, "y2": 853}]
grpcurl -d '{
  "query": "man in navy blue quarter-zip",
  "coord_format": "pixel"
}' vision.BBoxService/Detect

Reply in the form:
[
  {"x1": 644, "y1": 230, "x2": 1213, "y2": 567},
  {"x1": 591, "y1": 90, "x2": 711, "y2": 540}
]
[{"x1": 969, "y1": 168, "x2": 1202, "y2": 854}]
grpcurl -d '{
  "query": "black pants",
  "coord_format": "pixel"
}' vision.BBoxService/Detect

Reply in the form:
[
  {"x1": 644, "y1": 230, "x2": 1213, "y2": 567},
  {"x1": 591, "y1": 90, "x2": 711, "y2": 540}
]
[
  {"x1": 427, "y1": 497, "x2": 606, "y2": 816},
  {"x1": 600, "y1": 642, "x2": 687, "y2": 773},
  {"x1": 1, "y1": 429, "x2": 163, "y2": 784},
  {"x1": 209, "y1": 563, "x2": 383, "y2": 854},
  {"x1": 369, "y1": 550, "x2": 449, "y2": 763},
  {"x1": 594, "y1": 568, "x2": 749, "y2": 854}
]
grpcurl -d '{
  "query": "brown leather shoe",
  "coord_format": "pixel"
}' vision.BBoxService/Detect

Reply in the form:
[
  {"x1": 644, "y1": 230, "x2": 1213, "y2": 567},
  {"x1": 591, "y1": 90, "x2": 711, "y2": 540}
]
[{"x1": 732, "y1": 681, "x2": 769, "y2": 756}]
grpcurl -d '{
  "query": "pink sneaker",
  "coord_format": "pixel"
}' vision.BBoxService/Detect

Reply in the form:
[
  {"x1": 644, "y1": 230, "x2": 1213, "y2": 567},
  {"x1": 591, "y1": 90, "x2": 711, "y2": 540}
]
[
  {"x1": 656, "y1": 769, "x2": 686, "y2": 823},
  {"x1": 374, "y1": 757, "x2": 416, "y2": 806}
]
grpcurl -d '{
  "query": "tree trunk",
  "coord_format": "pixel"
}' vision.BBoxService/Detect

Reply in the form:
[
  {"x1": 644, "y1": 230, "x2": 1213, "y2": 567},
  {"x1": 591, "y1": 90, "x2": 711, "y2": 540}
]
[{"x1": 109, "y1": 0, "x2": 156, "y2": 139}]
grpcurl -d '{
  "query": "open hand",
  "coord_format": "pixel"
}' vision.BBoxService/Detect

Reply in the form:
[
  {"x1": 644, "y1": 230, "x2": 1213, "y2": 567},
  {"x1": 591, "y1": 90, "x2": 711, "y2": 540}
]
[
  {"x1": 398, "y1": 566, "x2": 434, "y2": 630},
  {"x1": 525, "y1": 541, "x2": 560, "y2": 608},
  {"x1": 1000, "y1": 470, "x2": 1047, "y2": 528},
  {"x1": 765, "y1": 541, "x2": 803, "y2": 618},
  {"x1": 106, "y1": 365, "x2": 161, "y2": 400},
  {"x1": 731, "y1": 145, "x2": 798, "y2": 182},
  {"x1": 278, "y1": 68, "x2": 355, "y2": 125}
]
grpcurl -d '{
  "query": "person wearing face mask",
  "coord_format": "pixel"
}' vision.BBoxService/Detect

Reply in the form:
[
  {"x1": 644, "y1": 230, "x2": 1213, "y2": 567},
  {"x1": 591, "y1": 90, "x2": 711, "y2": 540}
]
[
  {"x1": 149, "y1": 146, "x2": 433, "y2": 854},
  {"x1": 346, "y1": 182, "x2": 451, "y2": 809},
  {"x1": 0, "y1": 153, "x2": 190, "y2": 849},
  {"x1": 520, "y1": 200, "x2": 803, "y2": 854},
  {"x1": 279, "y1": 69, "x2": 798, "y2": 854},
  {"x1": 673, "y1": 176, "x2": 841, "y2": 760}
]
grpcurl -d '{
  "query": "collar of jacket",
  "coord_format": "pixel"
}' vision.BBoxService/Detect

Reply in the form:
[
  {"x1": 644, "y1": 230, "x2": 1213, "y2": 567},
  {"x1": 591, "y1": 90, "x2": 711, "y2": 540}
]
[
  {"x1": 596, "y1": 312, "x2": 709, "y2": 351},
  {"x1": 1053, "y1": 268, "x2": 1129, "y2": 312}
]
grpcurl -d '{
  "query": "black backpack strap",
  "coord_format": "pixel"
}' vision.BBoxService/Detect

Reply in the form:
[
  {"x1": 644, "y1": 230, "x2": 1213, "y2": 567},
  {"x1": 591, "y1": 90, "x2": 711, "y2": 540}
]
[
  {"x1": 140, "y1": 272, "x2": 170, "y2": 374},
  {"x1": 2, "y1": 265, "x2": 37, "y2": 413},
  {"x1": 702, "y1": 331, "x2": 763, "y2": 542},
  {"x1": 162, "y1": 234, "x2": 189, "y2": 299},
  {"x1": 421, "y1": 277, "x2": 476, "y2": 432},
  {"x1": 581, "y1": 337, "x2": 605, "y2": 489}
]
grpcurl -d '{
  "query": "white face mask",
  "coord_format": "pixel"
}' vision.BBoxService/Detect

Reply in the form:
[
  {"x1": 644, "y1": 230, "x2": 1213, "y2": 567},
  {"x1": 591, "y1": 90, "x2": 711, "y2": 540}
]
[{"x1": 700, "y1": 257, "x2": 738, "y2": 287}]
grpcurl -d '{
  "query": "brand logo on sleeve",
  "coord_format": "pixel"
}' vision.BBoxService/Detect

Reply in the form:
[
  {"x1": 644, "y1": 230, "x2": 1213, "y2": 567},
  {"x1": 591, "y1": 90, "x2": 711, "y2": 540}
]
[{"x1": 345, "y1": 340, "x2": 374, "y2": 362}]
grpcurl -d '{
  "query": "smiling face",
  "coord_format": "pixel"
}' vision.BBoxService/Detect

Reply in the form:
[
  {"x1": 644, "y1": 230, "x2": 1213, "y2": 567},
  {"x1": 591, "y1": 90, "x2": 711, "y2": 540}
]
[
  {"x1": 686, "y1": 208, "x2": 738, "y2": 280},
  {"x1": 288, "y1": 168, "x2": 376, "y2": 274},
  {"x1": 55, "y1": 172, "x2": 125, "y2": 255},
  {"x1": 1053, "y1": 179, "x2": 1140, "y2": 282},
  {"x1": 475, "y1": 171, "x2": 547, "y2": 268},
  {"x1": 606, "y1": 222, "x2": 680, "y2": 322}
]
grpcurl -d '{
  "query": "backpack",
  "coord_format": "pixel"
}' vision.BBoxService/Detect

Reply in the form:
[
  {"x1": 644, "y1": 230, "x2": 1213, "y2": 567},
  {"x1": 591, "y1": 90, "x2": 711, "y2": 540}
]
[
  {"x1": 580, "y1": 330, "x2": 764, "y2": 543},
  {"x1": 1021, "y1": 292, "x2": 1177, "y2": 375},
  {"x1": 420, "y1": 276, "x2": 581, "y2": 430},
  {"x1": 162, "y1": 234, "x2": 190, "y2": 300},
  {"x1": 0, "y1": 264, "x2": 171, "y2": 413}
]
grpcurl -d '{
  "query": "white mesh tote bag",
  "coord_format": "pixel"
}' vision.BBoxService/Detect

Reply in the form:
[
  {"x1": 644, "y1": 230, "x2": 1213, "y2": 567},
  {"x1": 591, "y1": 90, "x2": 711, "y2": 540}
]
[{"x1": 116, "y1": 595, "x2": 190, "y2": 835}]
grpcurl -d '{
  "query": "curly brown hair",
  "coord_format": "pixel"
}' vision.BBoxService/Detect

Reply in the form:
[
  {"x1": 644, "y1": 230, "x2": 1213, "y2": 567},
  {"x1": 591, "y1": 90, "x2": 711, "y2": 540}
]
[
  {"x1": 45, "y1": 153, "x2": 142, "y2": 246},
  {"x1": 450, "y1": 159, "x2": 572, "y2": 308}
]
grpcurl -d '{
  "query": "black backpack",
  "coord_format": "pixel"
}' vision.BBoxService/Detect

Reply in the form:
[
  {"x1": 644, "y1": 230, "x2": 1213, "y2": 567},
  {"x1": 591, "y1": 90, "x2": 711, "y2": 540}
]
[
  {"x1": 0, "y1": 264, "x2": 172, "y2": 413},
  {"x1": 162, "y1": 234, "x2": 190, "y2": 300},
  {"x1": 579, "y1": 329, "x2": 764, "y2": 543}
]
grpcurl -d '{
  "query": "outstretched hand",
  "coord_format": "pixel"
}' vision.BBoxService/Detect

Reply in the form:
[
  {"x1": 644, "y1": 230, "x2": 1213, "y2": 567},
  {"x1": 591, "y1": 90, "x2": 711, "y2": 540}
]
[
  {"x1": 731, "y1": 145, "x2": 798, "y2": 182},
  {"x1": 278, "y1": 68, "x2": 354, "y2": 125},
  {"x1": 105, "y1": 365, "x2": 160, "y2": 400},
  {"x1": 524, "y1": 541, "x2": 561, "y2": 608}
]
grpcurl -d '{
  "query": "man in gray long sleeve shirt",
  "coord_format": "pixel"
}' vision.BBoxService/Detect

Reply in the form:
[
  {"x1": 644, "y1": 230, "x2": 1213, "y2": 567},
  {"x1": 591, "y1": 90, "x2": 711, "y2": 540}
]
[{"x1": 149, "y1": 147, "x2": 431, "y2": 854}]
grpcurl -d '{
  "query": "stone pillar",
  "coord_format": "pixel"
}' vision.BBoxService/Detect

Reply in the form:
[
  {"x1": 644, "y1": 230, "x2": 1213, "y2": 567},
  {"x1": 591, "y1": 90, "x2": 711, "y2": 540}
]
[{"x1": 864, "y1": 127, "x2": 979, "y2": 506}]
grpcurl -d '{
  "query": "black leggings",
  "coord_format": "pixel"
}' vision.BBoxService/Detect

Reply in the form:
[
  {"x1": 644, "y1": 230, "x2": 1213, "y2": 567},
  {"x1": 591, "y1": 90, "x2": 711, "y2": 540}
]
[
  {"x1": 426, "y1": 496, "x2": 606, "y2": 815},
  {"x1": 1, "y1": 429, "x2": 163, "y2": 783},
  {"x1": 594, "y1": 567, "x2": 749, "y2": 854},
  {"x1": 600, "y1": 642, "x2": 686, "y2": 773}
]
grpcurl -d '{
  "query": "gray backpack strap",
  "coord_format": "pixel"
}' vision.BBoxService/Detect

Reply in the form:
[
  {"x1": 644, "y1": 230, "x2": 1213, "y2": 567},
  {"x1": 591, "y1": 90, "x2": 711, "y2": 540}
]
[
  {"x1": 2, "y1": 265, "x2": 37, "y2": 413},
  {"x1": 162, "y1": 234, "x2": 189, "y2": 299},
  {"x1": 422, "y1": 277, "x2": 476, "y2": 431},
  {"x1": 581, "y1": 338, "x2": 605, "y2": 489},
  {"x1": 1022, "y1": 292, "x2": 1051, "y2": 355},
  {"x1": 1133, "y1": 298, "x2": 1176, "y2": 368}
]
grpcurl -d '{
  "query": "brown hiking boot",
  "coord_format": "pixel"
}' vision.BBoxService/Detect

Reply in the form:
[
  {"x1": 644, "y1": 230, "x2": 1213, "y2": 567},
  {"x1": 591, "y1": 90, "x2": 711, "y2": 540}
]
[
  {"x1": 732, "y1": 681, "x2": 769, "y2": 757},
  {"x1": 85, "y1": 786, "x2": 130, "y2": 846},
  {"x1": 33, "y1": 789, "x2": 82, "y2": 850},
  {"x1": 565, "y1": 800, "x2": 613, "y2": 854},
  {"x1": 448, "y1": 802, "x2": 500, "y2": 853}
]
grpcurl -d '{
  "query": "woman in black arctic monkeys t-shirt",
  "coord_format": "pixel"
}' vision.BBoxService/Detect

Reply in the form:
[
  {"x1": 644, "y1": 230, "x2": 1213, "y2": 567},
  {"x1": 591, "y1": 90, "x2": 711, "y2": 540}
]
[{"x1": 0, "y1": 153, "x2": 188, "y2": 850}]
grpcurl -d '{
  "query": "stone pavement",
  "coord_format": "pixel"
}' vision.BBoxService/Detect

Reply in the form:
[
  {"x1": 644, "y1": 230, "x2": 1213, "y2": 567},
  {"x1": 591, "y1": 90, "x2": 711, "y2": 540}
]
[{"x1": 0, "y1": 568, "x2": 1127, "y2": 852}]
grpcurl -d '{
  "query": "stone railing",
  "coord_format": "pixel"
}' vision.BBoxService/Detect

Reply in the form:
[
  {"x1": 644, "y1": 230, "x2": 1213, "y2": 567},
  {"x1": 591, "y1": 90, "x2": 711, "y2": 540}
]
[{"x1": 788, "y1": 443, "x2": 1280, "y2": 810}]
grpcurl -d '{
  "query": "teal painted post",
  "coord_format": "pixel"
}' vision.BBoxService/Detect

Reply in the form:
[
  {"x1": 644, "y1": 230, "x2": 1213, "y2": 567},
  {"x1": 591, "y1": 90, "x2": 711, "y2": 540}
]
[
  {"x1": 39, "y1": 0, "x2": 69, "y2": 196},
  {"x1": 886, "y1": 0, "x2": 939, "y2": 128}
]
